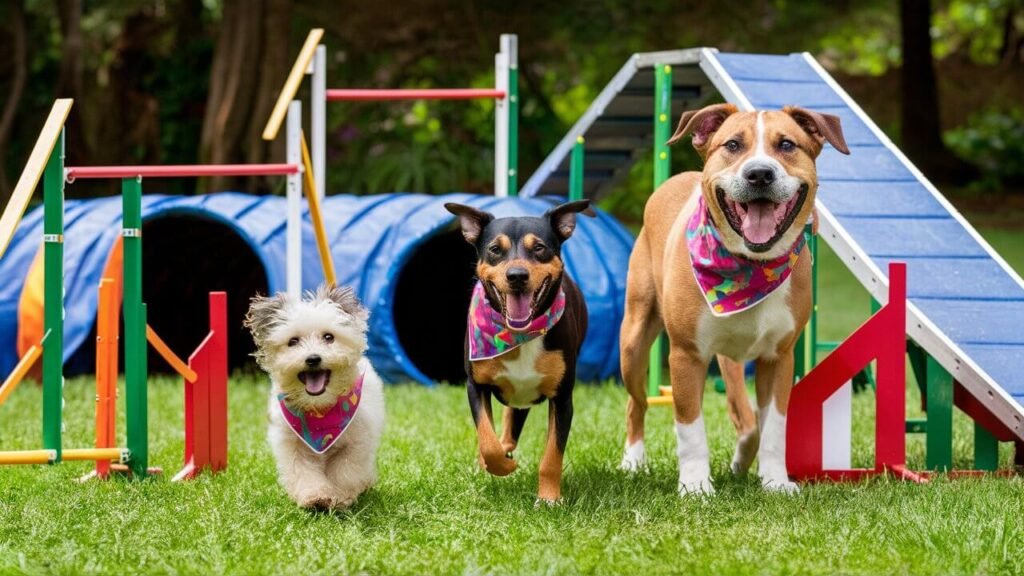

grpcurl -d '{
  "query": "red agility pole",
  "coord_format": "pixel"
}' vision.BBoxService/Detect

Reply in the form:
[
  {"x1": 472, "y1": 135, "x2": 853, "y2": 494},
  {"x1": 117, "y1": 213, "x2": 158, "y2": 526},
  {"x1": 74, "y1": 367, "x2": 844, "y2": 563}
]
[
  {"x1": 65, "y1": 164, "x2": 298, "y2": 181},
  {"x1": 326, "y1": 88, "x2": 506, "y2": 101}
]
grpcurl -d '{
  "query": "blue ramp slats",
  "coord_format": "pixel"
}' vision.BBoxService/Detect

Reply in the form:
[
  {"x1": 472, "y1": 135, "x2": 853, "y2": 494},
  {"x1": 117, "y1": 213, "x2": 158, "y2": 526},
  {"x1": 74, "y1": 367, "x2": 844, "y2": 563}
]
[
  {"x1": 959, "y1": 345, "x2": 1024, "y2": 399},
  {"x1": 714, "y1": 53, "x2": 822, "y2": 82},
  {"x1": 874, "y1": 257, "x2": 1024, "y2": 301},
  {"x1": 837, "y1": 218, "x2": 989, "y2": 259},
  {"x1": 818, "y1": 181, "x2": 949, "y2": 218},
  {"x1": 715, "y1": 51, "x2": 1024, "y2": 433},
  {"x1": 816, "y1": 147, "x2": 917, "y2": 182},
  {"x1": 733, "y1": 80, "x2": 847, "y2": 109}
]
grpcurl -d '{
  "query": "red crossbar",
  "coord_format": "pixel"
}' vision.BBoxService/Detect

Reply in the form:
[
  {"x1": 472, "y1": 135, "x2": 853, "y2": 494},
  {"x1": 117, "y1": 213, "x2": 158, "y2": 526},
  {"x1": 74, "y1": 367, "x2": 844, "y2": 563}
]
[
  {"x1": 65, "y1": 164, "x2": 299, "y2": 180},
  {"x1": 326, "y1": 88, "x2": 505, "y2": 101}
]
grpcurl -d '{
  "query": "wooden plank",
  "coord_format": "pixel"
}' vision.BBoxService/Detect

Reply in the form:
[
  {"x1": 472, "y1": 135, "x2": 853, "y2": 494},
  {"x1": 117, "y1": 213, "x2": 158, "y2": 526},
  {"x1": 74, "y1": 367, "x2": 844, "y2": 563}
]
[
  {"x1": 262, "y1": 28, "x2": 324, "y2": 141},
  {"x1": 0, "y1": 99, "x2": 72, "y2": 260}
]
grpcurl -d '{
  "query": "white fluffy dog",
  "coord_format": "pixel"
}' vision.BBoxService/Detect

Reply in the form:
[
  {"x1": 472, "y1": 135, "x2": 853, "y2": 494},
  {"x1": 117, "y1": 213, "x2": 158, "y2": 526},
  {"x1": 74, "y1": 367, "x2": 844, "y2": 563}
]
[{"x1": 245, "y1": 285, "x2": 385, "y2": 510}]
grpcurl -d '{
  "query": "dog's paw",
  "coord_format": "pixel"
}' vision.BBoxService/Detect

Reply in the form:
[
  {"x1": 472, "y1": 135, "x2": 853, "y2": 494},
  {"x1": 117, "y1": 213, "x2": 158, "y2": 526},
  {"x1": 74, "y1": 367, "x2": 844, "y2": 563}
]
[
  {"x1": 761, "y1": 477, "x2": 800, "y2": 494},
  {"x1": 730, "y1": 430, "x2": 759, "y2": 476},
  {"x1": 678, "y1": 478, "x2": 715, "y2": 497},
  {"x1": 534, "y1": 496, "x2": 564, "y2": 509},
  {"x1": 619, "y1": 441, "x2": 647, "y2": 473},
  {"x1": 298, "y1": 495, "x2": 336, "y2": 510},
  {"x1": 480, "y1": 452, "x2": 517, "y2": 477}
]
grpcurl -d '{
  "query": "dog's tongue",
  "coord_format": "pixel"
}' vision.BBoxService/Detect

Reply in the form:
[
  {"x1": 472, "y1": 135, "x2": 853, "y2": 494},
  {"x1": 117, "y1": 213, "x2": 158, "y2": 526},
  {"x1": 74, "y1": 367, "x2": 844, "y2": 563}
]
[
  {"x1": 301, "y1": 370, "x2": 329, "y2": 396},
  {"x1": 505, "y1": 292, "x2": 533, "y2": 331},
  {"x1": 741, "y1": 200, "x2": 782, "y2": 245}
]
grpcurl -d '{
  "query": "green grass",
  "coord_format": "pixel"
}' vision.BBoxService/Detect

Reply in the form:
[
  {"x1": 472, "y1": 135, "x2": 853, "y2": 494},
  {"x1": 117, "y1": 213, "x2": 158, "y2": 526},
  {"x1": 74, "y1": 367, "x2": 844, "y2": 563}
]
[{"x1": 1, "y1": 223, "x2": 1022, "y2": 575}]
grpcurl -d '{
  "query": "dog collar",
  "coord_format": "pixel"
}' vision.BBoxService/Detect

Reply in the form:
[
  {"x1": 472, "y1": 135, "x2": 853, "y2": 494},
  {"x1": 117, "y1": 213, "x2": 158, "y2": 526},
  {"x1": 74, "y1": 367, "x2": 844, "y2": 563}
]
[
  {"x1": 467, "y1": 281, "x2": 565, "y2": 361},
  {"x1": 687, "y1": 195, "x2": 808, "y2": 317},
  {"x1": 277, "y1": 371, "x2": 364, "y2": 454}
]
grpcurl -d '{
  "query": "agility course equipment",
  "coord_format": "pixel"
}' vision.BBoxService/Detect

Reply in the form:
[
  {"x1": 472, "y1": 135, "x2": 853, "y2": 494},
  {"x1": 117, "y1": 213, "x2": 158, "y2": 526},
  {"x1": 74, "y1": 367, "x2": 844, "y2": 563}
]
[
  {"x1": 521, "y1": 48, "x2": 1024, "y2": 471},
  {"x1": 0, "y1": 101, "x2": 273, "y2": 478},
  {"x1": 1, "y1": 193, "x2": 632, "y2": 386},
  {"x1": 262, "y1": 29, "x2": 519, "y2": 299}
]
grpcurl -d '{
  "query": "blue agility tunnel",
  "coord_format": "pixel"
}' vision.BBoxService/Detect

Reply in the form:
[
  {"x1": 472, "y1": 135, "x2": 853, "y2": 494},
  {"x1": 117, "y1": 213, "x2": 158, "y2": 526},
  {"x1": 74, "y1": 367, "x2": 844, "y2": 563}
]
[{"x1": 0, "y1": 193, "x2": 632, "y2": 384}]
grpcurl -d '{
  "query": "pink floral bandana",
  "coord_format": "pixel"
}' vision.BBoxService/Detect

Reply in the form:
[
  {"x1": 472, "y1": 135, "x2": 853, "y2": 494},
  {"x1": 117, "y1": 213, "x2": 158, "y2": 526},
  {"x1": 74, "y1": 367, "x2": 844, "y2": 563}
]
[
  {"x1": 277, "y1": 372, "x2": 364, "y2": 454},
  {"x1": 467, "y1": 281, "x2": 565, "y2": 360},
  {"x1": 687, "y1": 195, "x2": 808, "y2": 317}
]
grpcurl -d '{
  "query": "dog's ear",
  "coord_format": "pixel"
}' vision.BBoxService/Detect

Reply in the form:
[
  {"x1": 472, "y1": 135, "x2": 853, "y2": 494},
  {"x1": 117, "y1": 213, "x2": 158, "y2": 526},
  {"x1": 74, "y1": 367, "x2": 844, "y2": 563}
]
[
  {"x1": 545, "y1": 199, "x2": 593, "y2": 242},
  {"x1": 668, "y1": 103, "x2": 738, "y2": 158},
  {"x1": 244, "y1": 292, "x2": 288, "y2": 351},
  {"x1": 317, "y1": 284, "x2": 369, "y2": 325},
  {"x1": 444, "y1": 203, "x2": 494, "y2": 245},
  {"x1": 783, "y1": 106, "x2": 850, "y2": 156}
]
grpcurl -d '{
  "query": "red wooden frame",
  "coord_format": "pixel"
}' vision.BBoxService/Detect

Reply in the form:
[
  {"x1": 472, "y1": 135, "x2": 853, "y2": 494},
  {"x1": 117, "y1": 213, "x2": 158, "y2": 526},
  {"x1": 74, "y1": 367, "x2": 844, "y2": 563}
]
[{"x1": 325, "y1": 88, "x2": 506, "y2": 101}]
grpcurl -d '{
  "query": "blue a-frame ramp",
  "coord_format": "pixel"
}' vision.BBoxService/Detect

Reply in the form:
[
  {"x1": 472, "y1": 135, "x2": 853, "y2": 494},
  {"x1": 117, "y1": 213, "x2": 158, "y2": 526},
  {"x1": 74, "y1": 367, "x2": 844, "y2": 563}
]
[{"x1": 522, "y1": 49, "x2": 1024, "y2": 444}]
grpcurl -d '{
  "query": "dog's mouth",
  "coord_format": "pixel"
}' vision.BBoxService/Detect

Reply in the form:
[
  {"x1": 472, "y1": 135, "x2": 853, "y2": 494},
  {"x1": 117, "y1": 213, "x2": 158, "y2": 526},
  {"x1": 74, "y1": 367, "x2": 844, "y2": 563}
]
[
  {"x1": 716, "y1": 184, "x2": 807, "y2": 253},
  {"x1": 298, "y1": 369, "x2": 331, "y2": 396},
  {"x1": 488, "y1": 276, "x2": 551, "y2": 332}
]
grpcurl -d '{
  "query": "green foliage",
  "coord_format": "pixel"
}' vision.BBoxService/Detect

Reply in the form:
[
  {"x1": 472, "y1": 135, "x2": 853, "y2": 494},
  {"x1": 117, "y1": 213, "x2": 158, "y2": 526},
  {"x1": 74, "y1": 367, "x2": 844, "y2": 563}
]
[
  {"x1": 933, "y1": 0, "x2": 1022, "y2": 63},
  {"x1": 945, "y1": 107, "x2": 1024, "y2": 190}
]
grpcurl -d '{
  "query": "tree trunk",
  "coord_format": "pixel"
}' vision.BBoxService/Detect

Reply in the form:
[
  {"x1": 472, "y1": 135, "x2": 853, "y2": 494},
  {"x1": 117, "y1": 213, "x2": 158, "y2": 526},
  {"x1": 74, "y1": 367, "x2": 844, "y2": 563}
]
[
  {"x1": 200, "y1": 0, "x2": 291, "y2": 193},
  {"x1": 0, "y1": 0, "x2": 27, "y2": 205},
  {"x1": 900, "y1": 0, "x2": 977, "y2": 184},
  {"x1": 55, "y1": 0, "x2": 90, "y2": 166}
]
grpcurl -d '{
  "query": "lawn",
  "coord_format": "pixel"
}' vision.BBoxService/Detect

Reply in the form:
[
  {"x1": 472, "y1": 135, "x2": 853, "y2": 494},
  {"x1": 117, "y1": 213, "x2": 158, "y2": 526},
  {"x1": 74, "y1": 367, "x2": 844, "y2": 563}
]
[{"x1": 1, "y1": 222, "x2": 1022, "y2": 575}]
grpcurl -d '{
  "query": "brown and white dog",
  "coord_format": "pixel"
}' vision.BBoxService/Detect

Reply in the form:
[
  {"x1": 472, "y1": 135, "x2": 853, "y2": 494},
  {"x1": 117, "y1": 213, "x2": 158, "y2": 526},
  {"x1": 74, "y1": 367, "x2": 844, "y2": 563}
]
[{"x1": 619, "y1": 104, "x2": 848, "y2": 494}]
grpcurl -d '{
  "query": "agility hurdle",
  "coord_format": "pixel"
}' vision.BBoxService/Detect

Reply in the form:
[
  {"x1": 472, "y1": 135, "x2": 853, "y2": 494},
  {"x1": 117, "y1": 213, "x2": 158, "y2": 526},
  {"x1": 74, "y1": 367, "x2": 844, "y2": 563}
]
[
  {"x1": 0, "y1": 100, "x2": 299, "y2": 478},
  {"x1": 262, "y1": 29, "x2": 517, "y2": 297}
]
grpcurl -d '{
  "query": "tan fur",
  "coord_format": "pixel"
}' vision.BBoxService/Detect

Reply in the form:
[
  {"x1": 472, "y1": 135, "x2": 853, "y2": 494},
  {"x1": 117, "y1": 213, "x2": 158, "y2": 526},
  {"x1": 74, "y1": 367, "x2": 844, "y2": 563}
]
[
  {"x1": 620, "y1": 106, "x2": 845, "y2": 492},
  {"x1": 537, "y1": 407, "x2": 564, "y2": 502},
  {"x1": 470, "y1": 343, "x2": 566, "y2": 405}
]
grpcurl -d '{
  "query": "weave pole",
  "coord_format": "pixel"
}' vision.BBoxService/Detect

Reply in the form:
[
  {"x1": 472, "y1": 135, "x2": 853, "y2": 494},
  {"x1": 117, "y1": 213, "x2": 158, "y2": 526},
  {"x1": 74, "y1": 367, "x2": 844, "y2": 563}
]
[
  {"x1": 647, "y1": 64, "x2": 672, "y2": 399},
  {"x1": 122, "y1": 176, "x2": 148, "y2": 477},
  {"x1": 42, "y1": 127, "x2": 66, "y2": 462}
]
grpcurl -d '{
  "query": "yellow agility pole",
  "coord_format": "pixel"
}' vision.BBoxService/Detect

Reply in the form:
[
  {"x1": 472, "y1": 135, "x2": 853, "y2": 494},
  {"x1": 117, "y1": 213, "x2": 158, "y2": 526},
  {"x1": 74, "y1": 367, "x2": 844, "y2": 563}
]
[
  {"x1": 145, "y1": 325, "x2": 198, "y2": 383},
  {"x1": 63, "y1": 448, "x2": 129, "y2": 463},
  {"x1": 300, "y1": 131, "x2": 337, "y2": 286},
  {"x1": 0, "y1": 343, "x2": 43, "y2": 408},
  {"x1": 262, "y1": 29, "x2": 324, "y2": 141},
  {"x1": 0, "y1": 99, "x2": 72, "y2": 260},
  {"x1": 0, "y1": 450, "x2": 55, "y2": 465}
]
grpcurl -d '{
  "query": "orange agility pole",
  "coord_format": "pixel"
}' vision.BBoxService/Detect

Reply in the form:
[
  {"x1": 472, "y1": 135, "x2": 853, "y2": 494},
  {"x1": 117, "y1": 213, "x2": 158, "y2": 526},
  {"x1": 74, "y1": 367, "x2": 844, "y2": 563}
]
[
  {"x1": 300, "y1": 131, "x2": 337, "y2": 286},
  {"x1": 146, "y1": 325, "x2": 198, "y2": 383},
  {"x1": 84, "y1": 278, "x2": 120, "y2": 480}
]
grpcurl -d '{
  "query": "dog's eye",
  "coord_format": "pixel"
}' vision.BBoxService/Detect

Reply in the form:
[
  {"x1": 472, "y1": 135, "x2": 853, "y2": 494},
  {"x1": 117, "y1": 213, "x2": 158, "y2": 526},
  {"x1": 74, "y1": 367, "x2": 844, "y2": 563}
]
[
  {"x1": 323, "y1": 333, "x2": 334, "y2": 343},
  {"x1": 488, "y1": 244, "x2": 503, "y2": 256},
  {"x1": 779, "y1": 139, "x2": 796, "y2": 152},
  {"x1": 532, "y1": 243, "x2": 547, "y2": 254},
  {"x1": 725, "y1": 140, "x2": 741, "y2": 152},
  {"x1": 287, "y1": 337, "x2": 299, "y2": 347}
]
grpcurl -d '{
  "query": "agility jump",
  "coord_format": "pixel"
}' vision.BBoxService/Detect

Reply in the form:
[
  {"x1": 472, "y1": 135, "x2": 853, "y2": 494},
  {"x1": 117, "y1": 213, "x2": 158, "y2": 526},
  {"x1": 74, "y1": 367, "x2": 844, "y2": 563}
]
[{"x1": 0, "y1": 99, "x2": 317, "y2": 480}]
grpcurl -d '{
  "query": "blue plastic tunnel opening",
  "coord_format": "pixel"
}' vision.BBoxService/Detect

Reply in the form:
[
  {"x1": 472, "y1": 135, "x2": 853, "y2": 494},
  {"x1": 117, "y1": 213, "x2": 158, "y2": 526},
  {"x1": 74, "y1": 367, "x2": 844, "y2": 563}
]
[
  {"x1": 391, "y1": 228, "x2": 478, "y2": 384},
  {"x1": 65, "y1": 212, "x2": 271, "y2": 374}
]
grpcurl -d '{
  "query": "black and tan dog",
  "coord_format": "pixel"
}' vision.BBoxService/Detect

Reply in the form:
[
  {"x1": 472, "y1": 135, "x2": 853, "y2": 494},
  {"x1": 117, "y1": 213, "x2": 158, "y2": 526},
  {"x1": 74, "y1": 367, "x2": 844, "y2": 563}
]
[{"x1": 445, "y1": 200, "x2": 592, "y2": 504}]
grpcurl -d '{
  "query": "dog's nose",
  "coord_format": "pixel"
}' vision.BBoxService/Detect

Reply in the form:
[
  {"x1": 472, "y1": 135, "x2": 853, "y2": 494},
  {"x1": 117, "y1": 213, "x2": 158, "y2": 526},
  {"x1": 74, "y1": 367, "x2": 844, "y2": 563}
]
[
  {"x1": 305, "y1": 354, "x2": 322, "y2": 368},
  {"x1": 743, "y1": 164, "x2": 776, "y2": 186},
  {"x1": 506, "y1": 267, "x2": 530, "y2": 287}
]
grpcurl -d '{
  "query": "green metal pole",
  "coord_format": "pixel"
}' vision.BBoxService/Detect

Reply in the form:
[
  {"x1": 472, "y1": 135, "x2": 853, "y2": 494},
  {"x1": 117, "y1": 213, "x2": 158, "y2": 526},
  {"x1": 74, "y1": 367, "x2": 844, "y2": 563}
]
[
  {"x1": 569, "y1": 136, "x2": 584, "y2": 201},
  {"x1": 925, "y1": 355, "x2": 953, "y2": 471},
  {"x1": 506, "y1": 53, "x2": 519, "y2": 197},
  {"x1": 648, "y1": 64, "x2": 672, "y2": 397},
  {"x1": 123, "y1": 176, "x2": 148, "y2": 477},
  {"x1": 974, "y1": 422, "x2": 999, "y2": 471},
  {"x1": 42, "y1": 128, "x2": 66, "y2": 462}
]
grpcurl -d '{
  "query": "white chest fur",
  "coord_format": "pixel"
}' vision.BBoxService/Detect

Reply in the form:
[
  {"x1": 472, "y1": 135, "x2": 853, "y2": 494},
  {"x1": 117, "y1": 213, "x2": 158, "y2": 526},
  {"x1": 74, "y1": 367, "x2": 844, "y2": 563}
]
[
  {"x1": 694, "y1": 279, "x2": 795, "y2": 362},
  {"x1": 493, "y1": 338, "x2": 546, "y2": 407}
]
